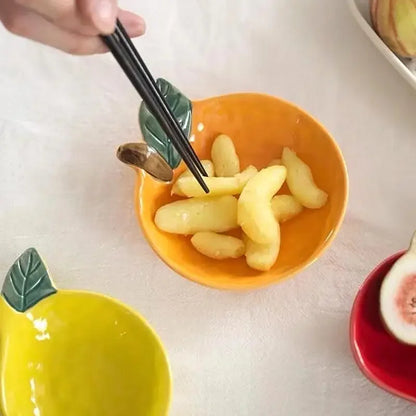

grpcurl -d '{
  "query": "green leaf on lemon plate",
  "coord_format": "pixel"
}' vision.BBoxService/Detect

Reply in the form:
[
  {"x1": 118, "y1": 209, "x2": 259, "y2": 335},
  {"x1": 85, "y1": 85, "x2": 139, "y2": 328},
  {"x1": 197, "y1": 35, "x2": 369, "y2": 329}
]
[
  {"x1": 139, "y1": 78, "x2": 192, "y2": 169},
  {"x1": 2, "y1": 248, "x2": 56, "y2": 312}
]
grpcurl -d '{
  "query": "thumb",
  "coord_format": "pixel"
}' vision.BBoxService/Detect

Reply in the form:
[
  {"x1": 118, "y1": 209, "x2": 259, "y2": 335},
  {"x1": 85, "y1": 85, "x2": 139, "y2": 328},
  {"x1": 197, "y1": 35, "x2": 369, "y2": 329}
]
[{"x1": 80, "y1": 0, "x2": 118, "y2": 34}]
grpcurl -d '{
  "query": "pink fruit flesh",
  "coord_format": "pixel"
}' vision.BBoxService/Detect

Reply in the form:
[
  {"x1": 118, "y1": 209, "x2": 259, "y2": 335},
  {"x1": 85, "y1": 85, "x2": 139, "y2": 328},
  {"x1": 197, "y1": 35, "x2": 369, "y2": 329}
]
[{"x1": 395, "y1": 274, "x2": 416, "y2": 325}]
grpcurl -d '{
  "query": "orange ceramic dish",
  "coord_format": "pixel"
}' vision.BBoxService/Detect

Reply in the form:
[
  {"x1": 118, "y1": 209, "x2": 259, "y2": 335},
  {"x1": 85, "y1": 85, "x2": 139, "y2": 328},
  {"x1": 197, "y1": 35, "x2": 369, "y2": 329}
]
[{"x1": 133, "y1": 93, "x2": 348, "y2": 290}]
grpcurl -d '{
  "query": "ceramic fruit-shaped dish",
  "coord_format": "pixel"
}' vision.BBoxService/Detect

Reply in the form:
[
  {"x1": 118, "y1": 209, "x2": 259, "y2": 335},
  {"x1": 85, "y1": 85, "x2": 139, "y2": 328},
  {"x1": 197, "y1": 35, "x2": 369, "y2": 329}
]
[
  {"x1": 0, "y1": 248, "x2": 171, "y2": 416},
  {"x1": 119, "y1": 79, "x2": 348, "y2": 290},
  {"x1": 350, "y1": 250, "x2": 416, "y2": 403}
]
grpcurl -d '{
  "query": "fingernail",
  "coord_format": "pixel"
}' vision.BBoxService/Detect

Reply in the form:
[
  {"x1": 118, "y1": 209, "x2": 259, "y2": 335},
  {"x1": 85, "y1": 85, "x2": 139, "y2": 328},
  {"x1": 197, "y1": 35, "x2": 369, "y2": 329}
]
[{"x1": 93, "y1": 0, "x2": 116, "y2": 33}]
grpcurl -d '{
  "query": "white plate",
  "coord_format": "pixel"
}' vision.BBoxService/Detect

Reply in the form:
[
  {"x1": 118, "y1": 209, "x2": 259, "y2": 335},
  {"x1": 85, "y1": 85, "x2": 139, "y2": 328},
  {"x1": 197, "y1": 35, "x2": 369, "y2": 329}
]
[{"x1": 348, "y1": 0, "x2": 416, "y2": 91}]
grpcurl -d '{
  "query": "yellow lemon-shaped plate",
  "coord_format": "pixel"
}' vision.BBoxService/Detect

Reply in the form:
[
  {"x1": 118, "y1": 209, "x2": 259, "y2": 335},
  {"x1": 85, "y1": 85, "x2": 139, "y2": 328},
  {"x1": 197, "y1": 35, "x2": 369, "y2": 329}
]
[{"x1": 0, "y1": 248, "x2": 171, "y2": 416}]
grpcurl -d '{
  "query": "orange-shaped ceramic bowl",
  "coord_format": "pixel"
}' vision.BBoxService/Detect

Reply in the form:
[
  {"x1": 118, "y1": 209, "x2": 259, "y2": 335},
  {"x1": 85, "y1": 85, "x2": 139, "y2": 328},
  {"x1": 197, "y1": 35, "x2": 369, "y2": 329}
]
[{"x1": 127, "y1": 92, "x2": 348, "y2": 290}]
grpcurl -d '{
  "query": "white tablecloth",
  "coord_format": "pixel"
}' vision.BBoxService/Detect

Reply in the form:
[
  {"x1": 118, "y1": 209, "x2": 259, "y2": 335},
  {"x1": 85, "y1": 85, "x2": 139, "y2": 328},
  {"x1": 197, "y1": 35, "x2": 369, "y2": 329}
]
[{"x1": 1, "y1": 0, "x2": 416, "y2": 414}]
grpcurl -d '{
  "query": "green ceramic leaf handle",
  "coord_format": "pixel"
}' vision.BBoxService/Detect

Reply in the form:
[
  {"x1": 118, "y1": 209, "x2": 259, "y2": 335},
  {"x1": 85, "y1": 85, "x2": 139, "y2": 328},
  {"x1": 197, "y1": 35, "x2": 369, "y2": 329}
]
[
  {"x1": 139, "y1": 78, "x2": 192, "y2": 169},
  {"x1": 2, "y1": 248, "x2": 56, "y2": 312}
]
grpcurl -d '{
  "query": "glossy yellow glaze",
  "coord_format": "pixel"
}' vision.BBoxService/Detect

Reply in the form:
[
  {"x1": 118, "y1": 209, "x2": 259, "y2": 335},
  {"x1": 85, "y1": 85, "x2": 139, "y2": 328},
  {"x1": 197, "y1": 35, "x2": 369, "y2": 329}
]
[
  {"x1": 135, "y1": 93, "x2": 348, "y2": 290},
  {"x1": 0, "y1": 292, "x2": 171, "y2": 416}
]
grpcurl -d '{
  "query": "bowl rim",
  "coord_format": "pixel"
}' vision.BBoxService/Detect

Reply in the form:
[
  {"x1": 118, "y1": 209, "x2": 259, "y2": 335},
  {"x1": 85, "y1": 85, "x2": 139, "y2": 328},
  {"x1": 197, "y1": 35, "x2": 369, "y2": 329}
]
[
  {"x1": 349, "y1": 250, "x2": 416, "y2": 404},
  {"x1": 135, "y1": 91, "x2": 349, "y2": 291}
]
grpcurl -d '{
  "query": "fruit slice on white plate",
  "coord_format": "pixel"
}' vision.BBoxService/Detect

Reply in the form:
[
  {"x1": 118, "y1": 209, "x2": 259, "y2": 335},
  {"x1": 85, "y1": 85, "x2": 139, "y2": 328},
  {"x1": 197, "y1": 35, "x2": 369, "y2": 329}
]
[
  {"x1": 370, "y1": 0, "x2": 416, "y2": 59},
  {"x1": 380, "y1": 231, "x2": 416, "y2": 345},
  {"x1": 348, "y1": 0, "x2": 416, "y2": 91}
]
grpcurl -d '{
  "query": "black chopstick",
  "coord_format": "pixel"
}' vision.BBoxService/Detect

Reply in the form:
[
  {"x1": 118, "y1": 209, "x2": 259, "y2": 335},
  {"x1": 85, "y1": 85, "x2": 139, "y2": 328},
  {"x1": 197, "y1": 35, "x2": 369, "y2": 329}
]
[
  {"x1": 114, "y1": 21, "x2": 207, "y2": 177},
  {"x1": 104, "y1": 33, "x2": 208, "y2": 193},
  {"x1": 101, "y1": 24, "x2": 209, "y2": 193}
]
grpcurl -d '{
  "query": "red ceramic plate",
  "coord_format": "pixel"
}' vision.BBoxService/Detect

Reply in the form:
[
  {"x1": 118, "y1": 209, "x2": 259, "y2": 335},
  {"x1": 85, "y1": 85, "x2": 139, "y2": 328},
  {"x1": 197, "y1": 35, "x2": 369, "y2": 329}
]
[{"x1": 350, "y1": 250, "x2": 416, "y2": 403}]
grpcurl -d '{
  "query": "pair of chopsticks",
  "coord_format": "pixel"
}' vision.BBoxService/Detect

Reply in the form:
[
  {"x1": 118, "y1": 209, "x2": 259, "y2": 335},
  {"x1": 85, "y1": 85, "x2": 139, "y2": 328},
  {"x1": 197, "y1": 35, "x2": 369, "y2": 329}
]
[{"x1": 101, "y1": 20, "x2": 209, "y2": 193}]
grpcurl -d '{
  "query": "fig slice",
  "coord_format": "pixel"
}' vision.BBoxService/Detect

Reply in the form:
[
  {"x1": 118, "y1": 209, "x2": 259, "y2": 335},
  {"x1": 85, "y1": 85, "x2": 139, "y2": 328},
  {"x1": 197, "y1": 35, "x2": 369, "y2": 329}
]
[{"x1": 380, "y1": 231, "x2": 416, "y2": 345}]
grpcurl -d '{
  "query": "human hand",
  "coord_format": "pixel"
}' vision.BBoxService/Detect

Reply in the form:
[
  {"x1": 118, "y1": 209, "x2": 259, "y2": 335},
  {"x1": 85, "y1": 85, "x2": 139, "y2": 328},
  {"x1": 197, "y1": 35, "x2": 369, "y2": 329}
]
[{"x1": 0, "y1": 0, "x2": 145, "y2": 55}]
